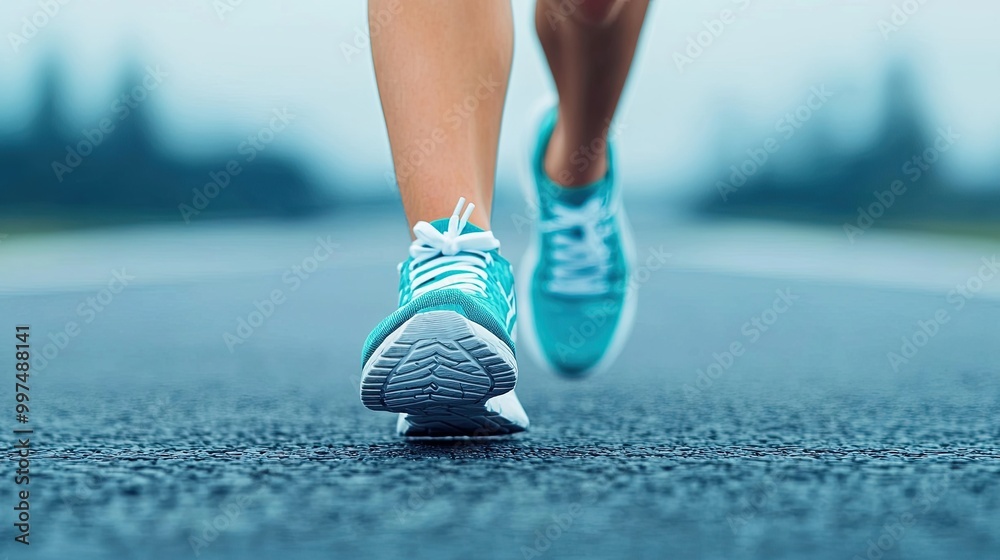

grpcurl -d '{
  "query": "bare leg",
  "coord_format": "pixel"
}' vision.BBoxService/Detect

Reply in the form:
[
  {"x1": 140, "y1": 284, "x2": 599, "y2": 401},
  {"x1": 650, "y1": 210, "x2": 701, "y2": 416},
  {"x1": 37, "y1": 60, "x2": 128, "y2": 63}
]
[
  {"x1": 535, "y1": 0, "x2": 649, "y2": 187},
  {"x1": 369, "y1": 0, "x2": 513, "y2": 230}
]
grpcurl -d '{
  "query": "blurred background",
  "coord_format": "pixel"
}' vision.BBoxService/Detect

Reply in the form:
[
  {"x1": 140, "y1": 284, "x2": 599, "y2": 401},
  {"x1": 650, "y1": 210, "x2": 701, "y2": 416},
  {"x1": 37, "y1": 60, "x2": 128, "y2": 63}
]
[{"x1": 2, "y1": 0, "x2": 999, "y2": 235}]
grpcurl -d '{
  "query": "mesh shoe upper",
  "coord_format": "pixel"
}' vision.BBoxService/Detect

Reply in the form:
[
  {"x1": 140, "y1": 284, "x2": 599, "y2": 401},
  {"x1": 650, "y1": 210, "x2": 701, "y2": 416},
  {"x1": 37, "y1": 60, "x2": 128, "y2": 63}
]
[
  {"x1": 361, "y1": 199, "x2": 516, "y2": 368},
  {"x1": 526, "y1": 109, "x2": 630, "y2": 375}
]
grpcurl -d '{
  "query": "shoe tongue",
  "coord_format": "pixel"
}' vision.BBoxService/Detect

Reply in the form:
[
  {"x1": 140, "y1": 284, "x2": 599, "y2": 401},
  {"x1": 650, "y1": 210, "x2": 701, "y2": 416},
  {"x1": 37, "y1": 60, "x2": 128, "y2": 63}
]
[{"x1": 428, "y1": 218, "x2": 485, "y2": 235}]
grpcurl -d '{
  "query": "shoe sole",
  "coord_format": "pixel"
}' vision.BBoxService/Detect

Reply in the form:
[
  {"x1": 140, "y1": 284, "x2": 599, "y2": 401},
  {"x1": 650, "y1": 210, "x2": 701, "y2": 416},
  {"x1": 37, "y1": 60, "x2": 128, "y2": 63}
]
[
  {"x1": 396, "y1": 393, "x2": 528, "y2": 438},
  {"x1": 360, "y1": 310, "x2": 517, "y2": 416}
]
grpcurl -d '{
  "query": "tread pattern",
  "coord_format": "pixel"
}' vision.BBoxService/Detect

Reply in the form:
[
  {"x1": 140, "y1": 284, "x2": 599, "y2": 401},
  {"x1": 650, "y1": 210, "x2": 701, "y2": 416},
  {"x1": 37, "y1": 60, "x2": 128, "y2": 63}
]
[
  {"x1": 398, "y1": 405, "x2": 526, "y2": 438},
  {"x1": 361, "y1": 311, "x2": 516, "y2": 414}
]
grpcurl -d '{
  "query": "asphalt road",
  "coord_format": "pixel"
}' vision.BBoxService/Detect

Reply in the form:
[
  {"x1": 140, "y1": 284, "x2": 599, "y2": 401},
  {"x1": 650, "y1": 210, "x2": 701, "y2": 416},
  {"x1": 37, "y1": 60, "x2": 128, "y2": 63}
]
[{"x1": 1, "y1": 208, "x2": 998, "y2": 560}]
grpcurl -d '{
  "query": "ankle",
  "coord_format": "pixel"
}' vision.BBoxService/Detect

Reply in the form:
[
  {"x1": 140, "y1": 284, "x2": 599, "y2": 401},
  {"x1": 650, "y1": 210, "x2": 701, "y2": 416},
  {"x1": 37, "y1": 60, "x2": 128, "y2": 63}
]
[{"x1": 543, "y1": 119, "x2": 610, "y2": 188}]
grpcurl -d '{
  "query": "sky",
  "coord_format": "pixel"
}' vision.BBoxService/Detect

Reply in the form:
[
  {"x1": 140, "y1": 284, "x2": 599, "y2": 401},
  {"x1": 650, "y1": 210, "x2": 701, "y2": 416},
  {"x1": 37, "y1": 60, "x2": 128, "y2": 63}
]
[{"x1": 1, "y1": 0, "x2": 998, "y2": 200}]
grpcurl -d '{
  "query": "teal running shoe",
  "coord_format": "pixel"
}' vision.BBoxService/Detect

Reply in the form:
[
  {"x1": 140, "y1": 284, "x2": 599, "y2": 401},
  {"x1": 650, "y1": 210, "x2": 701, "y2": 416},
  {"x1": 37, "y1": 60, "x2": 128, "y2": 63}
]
[
  {"x1": 519, "y1": 109, "x2": 637, "y2": 377},
  {"x1": 360, "y1": 198, "x2": 528, "y2": 437}
]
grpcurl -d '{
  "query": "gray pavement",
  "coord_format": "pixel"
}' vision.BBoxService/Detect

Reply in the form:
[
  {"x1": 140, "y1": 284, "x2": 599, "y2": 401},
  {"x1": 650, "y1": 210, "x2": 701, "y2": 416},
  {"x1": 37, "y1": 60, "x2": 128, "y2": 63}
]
[{"x1": 1, "y1": 206, "x2": 998, "y2": 560}]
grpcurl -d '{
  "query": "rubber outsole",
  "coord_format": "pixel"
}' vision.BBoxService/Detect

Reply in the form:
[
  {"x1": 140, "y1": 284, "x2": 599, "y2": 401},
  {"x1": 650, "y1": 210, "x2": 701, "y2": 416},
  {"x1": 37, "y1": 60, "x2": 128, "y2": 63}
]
[
  {"x1": 396, "y1": 399, "x2": 527, "y2": 438},
  {"x1": 360, "y1": 311, "x2": 517, "y2": 415}
]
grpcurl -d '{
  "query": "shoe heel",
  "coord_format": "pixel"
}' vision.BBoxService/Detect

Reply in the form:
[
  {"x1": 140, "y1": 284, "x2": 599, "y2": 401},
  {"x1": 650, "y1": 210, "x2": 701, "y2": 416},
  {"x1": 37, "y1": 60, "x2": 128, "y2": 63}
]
[{"x1": 360, "y1": 311, "x2": 516, "y2": 413}]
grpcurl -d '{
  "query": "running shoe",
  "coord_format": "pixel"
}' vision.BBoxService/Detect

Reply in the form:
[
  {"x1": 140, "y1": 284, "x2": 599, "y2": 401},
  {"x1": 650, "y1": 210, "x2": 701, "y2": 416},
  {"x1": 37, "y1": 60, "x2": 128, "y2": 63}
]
[
  {"x1": 360, "y1": 198, "x2": 529, "y2": 437},
  {"x1": 519, "y1": 109, "x2": 637, "y2": 377}
]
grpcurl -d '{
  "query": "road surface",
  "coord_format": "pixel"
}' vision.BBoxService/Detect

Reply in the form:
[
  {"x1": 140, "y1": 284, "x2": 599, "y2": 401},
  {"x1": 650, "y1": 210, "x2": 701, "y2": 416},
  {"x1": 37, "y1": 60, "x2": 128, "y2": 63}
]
[{"x1": 1, "y1": 204, "x2": 998, "y2": 560}]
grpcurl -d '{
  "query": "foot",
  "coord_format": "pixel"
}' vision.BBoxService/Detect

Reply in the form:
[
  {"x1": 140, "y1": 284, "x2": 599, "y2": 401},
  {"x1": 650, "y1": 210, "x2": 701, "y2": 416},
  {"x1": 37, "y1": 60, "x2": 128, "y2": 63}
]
[
  {"x1": 520, "y1": 109, "x2": 636, "y2": 377},
  {"x1": 360, "y1": 198, "x2": 529, "y2": 437}
]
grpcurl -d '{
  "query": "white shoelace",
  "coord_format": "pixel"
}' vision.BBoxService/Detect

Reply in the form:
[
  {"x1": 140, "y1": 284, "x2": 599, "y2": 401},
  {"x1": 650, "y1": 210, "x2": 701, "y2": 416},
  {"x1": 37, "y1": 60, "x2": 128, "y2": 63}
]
[
  {"x1": 540, "y1": 196, "x2": 613, "y2": 296},
  {"x1": 404, "y1": 197, "x2": 500, "y2": 300}
]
